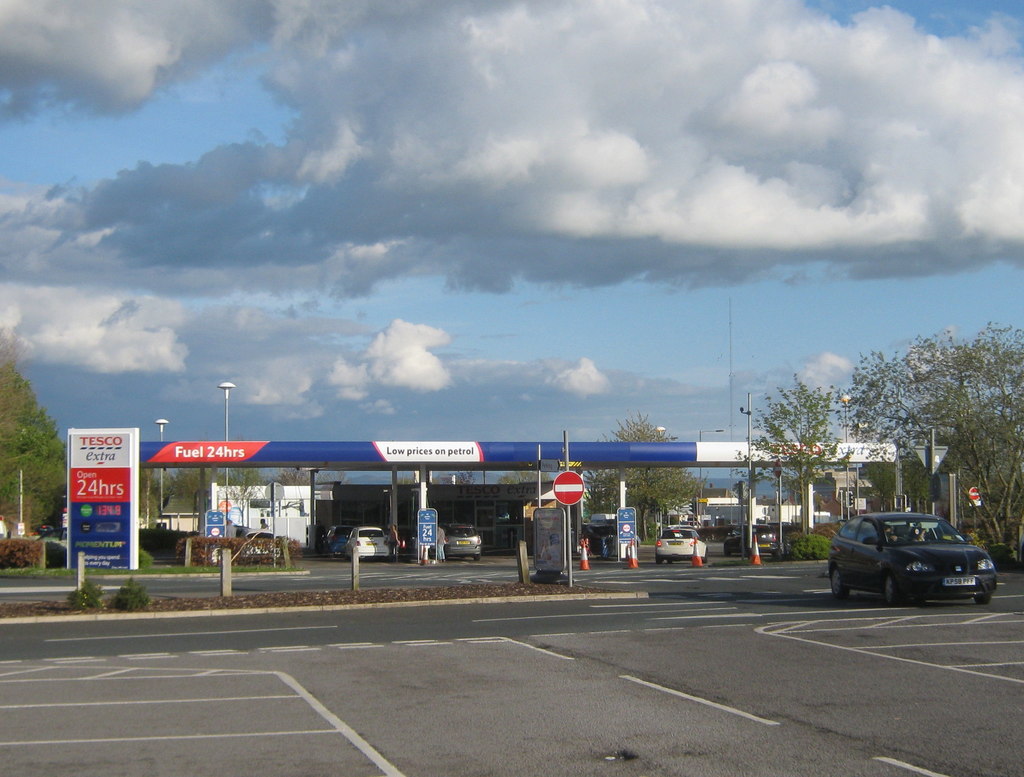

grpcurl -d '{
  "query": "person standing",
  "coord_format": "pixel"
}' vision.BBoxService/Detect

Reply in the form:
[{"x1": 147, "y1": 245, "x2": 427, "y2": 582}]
[
  {"x1": 387, "y1": 523, "x2": 400, "y2": 562},
  {"x1": 436, "y1": 525, "x2": 447, "y2": 562}
]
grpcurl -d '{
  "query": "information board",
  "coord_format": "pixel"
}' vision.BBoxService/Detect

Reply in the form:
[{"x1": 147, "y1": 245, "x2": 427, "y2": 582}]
[{"x1": 67, "y1": 428, "x2": 139, "y2": 569}]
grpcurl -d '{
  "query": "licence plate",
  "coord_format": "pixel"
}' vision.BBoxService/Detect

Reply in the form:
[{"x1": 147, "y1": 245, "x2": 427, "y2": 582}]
[
  {"x1": 943, "y1": 576, "x2": 976, "y2": 586},
  {"x1": 456, "y1": 540, "x2": 471, "y2": 545},
  {"x1": 667, "y1": 541, "x2": 683, "y2": 546}
]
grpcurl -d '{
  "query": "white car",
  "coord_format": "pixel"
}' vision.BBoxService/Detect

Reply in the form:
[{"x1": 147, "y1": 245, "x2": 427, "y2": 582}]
[
  {"x1": 344, "y1": 526, "x2": 390, "y2": 560},
  {"x1": 655, "y1": 526, "x2": 707, "y2": 564}
]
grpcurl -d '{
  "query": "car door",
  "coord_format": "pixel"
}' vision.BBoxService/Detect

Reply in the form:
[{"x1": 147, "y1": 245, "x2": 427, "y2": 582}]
[{"x1": 848, "y1": 517, "x2": 885, "y2": 591}]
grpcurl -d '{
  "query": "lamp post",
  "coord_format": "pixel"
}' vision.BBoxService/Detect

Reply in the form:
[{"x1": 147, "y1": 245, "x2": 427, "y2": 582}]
[
  {"x1": 739, "y1": 394, "x2": 754, "y2": 555},
  {"x1": 155, "y1": 418, "x2": 168, "y2": 527},
  {"x1": 218, "y1": 382, "x2": 236, "y2": 509},
  {"x1": 697, "y1": 428, "x2": 725, "y2": 520},
  {"x1": 840, "y1": 394, "x2": 851, "y2": 520}
]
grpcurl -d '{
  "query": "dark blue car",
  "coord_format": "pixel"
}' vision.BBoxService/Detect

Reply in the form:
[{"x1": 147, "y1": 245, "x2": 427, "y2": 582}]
[{"x1": 828, "y1": 512, "x2": 997, "y2": 605}]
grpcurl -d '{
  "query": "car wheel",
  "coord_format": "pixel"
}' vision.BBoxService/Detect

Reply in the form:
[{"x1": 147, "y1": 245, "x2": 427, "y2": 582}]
[
  {"x1": 473, "y1": 554, "x2": 481, "y2": 561},
  {"x1": 701, "y1": 555, "x2": 708, "y2": 565},
  {"x1": 655, "y1": 557, "x2": 663, "y2": 565},
  {"x1": 829, "y1": 566, "x2": 850, "y2": 600},
  {"x1": 974, "y1": 591, "x2": 993, "y2": 605},
  {"x1": 883, "y1": 574, "x2": 905, "y2": 606}
]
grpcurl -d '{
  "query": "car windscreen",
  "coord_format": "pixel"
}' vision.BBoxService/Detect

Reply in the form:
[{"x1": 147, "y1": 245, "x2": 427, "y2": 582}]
[
  {"x1": 446, "y1": 526, "x2": 477, "y2": 538},
  {"x1": 880, "y1": 518, "x2": 967, "y2": 545}
]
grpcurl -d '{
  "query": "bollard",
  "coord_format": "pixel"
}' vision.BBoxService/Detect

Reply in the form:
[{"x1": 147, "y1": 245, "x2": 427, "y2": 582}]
[
  {"x1": 184, "y1": 537, "x2": 193, "y2": 568},
  {"x1": 220, "y1": 550, "x2": 232, "y2": 597},
  {"x1": 77, "y1": 551, "x2": 86, "y2": 589},
  {"x1": 351, "y1": 545, "x2": 360, "y2": 591},
  {"x1": 516, "y1": 540, "x2": 531, "y2": 584}
]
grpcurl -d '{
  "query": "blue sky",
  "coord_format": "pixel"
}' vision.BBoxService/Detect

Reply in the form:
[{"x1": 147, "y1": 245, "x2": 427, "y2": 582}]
[{"x1": 3, "y1": 0, "x2": 1024, "y2": 452}]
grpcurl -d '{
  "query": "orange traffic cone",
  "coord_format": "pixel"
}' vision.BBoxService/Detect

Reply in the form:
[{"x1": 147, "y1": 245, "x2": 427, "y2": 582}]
[
  {"x1": 627, "y1": 539, "x2": 639, "y2": 569},
  {"x1": 690, "y1": 538, "x2": 703, "y2": 567},
  {"x1": 750, "y1": 535, "x2": 762, "y2": 566},
  {"x1": 579, "y1": 539, "x2": 590, "y2": 571}
]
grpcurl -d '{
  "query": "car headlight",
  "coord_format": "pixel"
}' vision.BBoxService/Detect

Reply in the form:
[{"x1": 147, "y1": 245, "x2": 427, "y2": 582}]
[
  {"x1": 906, "y1": 560, "x2": 934, "y2": 573},
  {"x1": 976, "y1": 558, "x2": 995, "y2": 571}
]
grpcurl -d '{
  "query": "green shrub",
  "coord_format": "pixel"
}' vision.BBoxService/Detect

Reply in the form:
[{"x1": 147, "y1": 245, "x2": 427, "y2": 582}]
[
  {"x1": 138, "y1": 548, "x2": 154, "y2": 568},
  {"x1": 67, "y1": 580, "x2": 105, "y2": 610},
  {"x1": 140, "y1": 527, "x2": 188, "y2": 552},
  {"x1": 790, "y1": 533, "x2": 832, "y2": 560},
  {"x1": 109, "y1": 577, "x2": 151, "y2": 611},
  {"x1": 986, "y1": 543, "x2": 1015, "y2": 569},
  {"x1": 44, "y1": 541, "x2": 67, "y2": 568}
]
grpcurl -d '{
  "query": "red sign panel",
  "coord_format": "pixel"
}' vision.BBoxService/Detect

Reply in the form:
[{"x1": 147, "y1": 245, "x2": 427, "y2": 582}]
[
  {"x1": 70, "y1": 467, "x2": 132, "y2": 502},
  {"x1": 147, "y1": 441, "x2": 270, "y2": 464},
  {"x1": 553, "y1": 471, "x2": 585, "y2": 505}
]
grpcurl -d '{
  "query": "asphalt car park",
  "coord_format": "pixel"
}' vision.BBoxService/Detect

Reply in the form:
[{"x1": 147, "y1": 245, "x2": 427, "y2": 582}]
[{"x1": 0, "y1": 664, "x2": 403, "y2": 777}]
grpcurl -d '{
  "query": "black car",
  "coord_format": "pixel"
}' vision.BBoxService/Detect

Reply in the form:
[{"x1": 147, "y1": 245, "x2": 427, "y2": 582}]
[
  {"x1": 828, "y1": 512, "x2": 997, "y2": 605},
  {"x1": 722, "y1": 525, "x2": 789, "y2": 558}
]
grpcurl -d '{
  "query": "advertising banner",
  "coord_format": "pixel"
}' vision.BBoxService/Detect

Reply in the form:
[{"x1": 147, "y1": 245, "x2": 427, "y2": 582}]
[
  {"x1": 67, "y1": 428, "x2": 139, "y2": 569},
  {"x1": 533, "y1": 507, "x2": 566, "y2": 577}
]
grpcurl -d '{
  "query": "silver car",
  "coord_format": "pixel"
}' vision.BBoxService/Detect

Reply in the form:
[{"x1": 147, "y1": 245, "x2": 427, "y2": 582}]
[{"x1": 443, "y1": 524, "x2": 482, "y2": 560}]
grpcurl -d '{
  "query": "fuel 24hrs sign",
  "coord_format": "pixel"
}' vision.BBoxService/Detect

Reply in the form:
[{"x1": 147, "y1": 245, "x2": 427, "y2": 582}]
[{"x1": 67, "y1": 428, "x2": 140, "y2": 570}]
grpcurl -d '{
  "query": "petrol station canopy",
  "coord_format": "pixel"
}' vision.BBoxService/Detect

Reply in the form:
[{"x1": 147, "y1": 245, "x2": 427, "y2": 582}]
[{"x1": 140, "y1": 440, "x2": 893, "y2": 471}]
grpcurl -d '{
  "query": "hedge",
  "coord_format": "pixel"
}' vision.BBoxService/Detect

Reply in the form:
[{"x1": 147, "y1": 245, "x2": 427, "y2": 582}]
[{"x1": 175, "y1": 535, "x2": 302, "y2": 567}]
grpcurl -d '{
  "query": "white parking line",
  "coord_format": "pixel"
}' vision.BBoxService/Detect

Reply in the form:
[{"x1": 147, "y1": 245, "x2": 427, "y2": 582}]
[
  {"x1": 873, "y1": 756, "x2": 953, "y2": 776},
  {"x1": 620, "y1": 675, "x2": 779, "y2": 726}
]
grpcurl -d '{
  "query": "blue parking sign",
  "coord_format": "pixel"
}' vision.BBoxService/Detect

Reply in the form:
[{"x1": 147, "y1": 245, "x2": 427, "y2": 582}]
[
  {"x1": 617, "y1": 507, "x2": 636, "y2": 542},
  {"x1": 417, "y1": 508, "x2": 437, "y2": 546}
]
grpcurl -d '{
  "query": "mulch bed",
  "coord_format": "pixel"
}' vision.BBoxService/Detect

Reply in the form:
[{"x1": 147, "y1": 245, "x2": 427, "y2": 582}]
[{"x1": 0, "y1": 582, "x2": 612, "y2": 618}]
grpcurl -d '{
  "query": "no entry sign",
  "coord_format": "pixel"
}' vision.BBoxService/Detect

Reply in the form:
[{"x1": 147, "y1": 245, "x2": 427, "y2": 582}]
[{"x1": 553, "y1": 471, "x2": 585, "y2": 505}]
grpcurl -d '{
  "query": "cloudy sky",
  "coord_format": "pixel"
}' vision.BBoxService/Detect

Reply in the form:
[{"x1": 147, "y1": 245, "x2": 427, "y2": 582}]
[{"x1": 3, "y1": 0, "x2": 1024, "y2": 449}]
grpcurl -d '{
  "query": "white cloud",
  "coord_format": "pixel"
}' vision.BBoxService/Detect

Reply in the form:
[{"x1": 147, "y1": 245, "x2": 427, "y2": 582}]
[
  {"x1": 366, "y1": 319, "x2": 452, "y2": 391},
  {"x1": 0, "y1": 284, "x2": 187, "y2": 373},
  {"x1": 799, "y1": 351, "x2": 854, "y2": 389},
  {"x1": 328, "y1": 358, "x2": 370, "y2": 400},
  {"x1": 549, "y1": 357, "x2": 610, "y2": 397}
]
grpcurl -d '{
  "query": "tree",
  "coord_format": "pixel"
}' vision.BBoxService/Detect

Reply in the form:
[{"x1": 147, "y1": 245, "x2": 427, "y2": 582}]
[
  {"x1": 752, "y1": 378, "x2": 847, "y2": 530},
  {"x1": 0, "y1": 330, "x2": 66, "y2": 528},
  {"x1": 585, "y1": 413, "x2": 700, "y2": 540},
  {"x1": 850, "y1": 324, "x2": 1024, "y2": 544}
]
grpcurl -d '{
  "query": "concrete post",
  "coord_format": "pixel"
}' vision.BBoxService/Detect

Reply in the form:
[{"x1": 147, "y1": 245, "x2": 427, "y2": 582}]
[{"x1": 220, "y1": 550, "x2": 232, "y2": 596}]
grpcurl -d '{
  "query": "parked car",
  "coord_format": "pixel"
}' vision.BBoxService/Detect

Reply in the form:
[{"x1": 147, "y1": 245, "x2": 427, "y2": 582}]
[
  {"x1": 655, "y1": 526, "x2": 706, "y2": 564},
  {"x1": 581, "y1": 521, "x2": 618, "y2": 559},
  {"x1": 443, "y1": 524, "x2": 482, "y2": 560},
  {"x1": 722, "y1": 524, "x2": 789, "y2": 558},
  {"x1": 343, "y1": 526, "x2": 390, "y2": 560},
  {"x1": 326, "y1": 525, "x2": 356, "y2": 556},
  {"x1": 828, "y1": 512, "x2": 997, "y2": 605}
]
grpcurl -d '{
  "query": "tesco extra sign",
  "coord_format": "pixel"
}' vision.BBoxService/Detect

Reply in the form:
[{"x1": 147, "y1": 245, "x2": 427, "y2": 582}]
[{"x1": 80, "y1": 436, "x2": 125, "y2": 447}]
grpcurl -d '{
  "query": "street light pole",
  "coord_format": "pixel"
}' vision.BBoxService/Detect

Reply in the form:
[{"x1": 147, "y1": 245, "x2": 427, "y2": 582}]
[
  {"x1": 218, "y1": 382, "x2": 236, "y2": 510},
  {"x1": 697, "y1": 428, "x2": 725, "y2": 521},
  {"x1": 739, "y1": 394, "x2": 754, "y2": 556},
  {"x1": 155, "y1": 418, "x2": 168, "y2": 527}
]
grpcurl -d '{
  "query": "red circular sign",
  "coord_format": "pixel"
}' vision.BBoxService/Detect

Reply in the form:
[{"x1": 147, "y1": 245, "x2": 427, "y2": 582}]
[{"x1": 553, "y1": 471, "x2": 585, "y2": 505}]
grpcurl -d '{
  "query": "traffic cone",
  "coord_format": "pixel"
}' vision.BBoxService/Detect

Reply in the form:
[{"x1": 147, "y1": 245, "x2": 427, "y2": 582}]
[
  {"x1": 579, "y1": 539, "x2": 590, "y2": 571},
  {"x1": 690, "y1": 538, "x2": 703, "y2": 567},
  {"x1": 627, "y1": 539, "x2": 639, "y2": 569},
  {"x1": 419, "y1": 544, "x2": 429, "y2": 565},
  {"x1": 750, "y1": 535, "x2": 762, "y2": 566}
]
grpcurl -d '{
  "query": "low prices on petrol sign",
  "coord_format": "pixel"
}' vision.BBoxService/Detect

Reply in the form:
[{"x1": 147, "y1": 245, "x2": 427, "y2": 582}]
[{"x1": 67, "y1": 428, "x2": 140, "y2": 570}]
